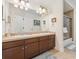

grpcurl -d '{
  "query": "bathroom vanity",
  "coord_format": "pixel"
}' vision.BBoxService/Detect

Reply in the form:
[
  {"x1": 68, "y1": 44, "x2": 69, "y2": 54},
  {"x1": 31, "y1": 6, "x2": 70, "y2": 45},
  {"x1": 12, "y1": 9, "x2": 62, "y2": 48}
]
[{"x1": 2, "y1": 33, "x2": 55, "y2": 59}]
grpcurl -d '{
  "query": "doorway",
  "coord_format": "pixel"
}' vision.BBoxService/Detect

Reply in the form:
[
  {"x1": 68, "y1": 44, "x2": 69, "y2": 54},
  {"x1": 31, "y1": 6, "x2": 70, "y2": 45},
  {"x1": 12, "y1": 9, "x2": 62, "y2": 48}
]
[{"x1": 63, "y1": 0, "x2": 76, "y2": 51}]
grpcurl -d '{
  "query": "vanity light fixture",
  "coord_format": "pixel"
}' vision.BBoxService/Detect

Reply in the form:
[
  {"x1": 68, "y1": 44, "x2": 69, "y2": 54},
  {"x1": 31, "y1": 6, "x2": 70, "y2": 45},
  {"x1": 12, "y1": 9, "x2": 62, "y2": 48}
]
[
  {"x1": 20, "y1": 5, "x2": 24, "y2": 9},
  {"x1": 42, "y1": 8, "x2": 46, "y2": 13},
  {"x1": 25, "y1": 7, "x2": 28, "y2": 10},
  {"x1": 20, "y1": 0, "x2": 25, "y2": 6},
  {"x1": 25, "y1": 2, "x2": 30, "y2": 8},
  {"x1": 36, "y1": 6, "x2": 48, "y2": 15},
  {"x1": 13, "y1": 0, "x2": 30, "y2": 11}
]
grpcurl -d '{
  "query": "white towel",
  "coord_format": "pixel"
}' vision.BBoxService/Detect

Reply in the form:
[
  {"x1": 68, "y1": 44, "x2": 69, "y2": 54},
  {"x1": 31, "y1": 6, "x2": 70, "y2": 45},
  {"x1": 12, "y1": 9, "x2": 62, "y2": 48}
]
[{"x1": 63, "y1": 27, "x2": 68, "y2": 33}]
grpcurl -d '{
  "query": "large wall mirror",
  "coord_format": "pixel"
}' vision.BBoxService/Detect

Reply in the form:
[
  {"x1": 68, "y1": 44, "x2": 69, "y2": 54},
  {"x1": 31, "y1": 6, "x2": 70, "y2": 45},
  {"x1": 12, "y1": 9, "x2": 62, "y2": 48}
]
[{"x1": 2, "y1": 0, "x2": 42, "y2": 36}]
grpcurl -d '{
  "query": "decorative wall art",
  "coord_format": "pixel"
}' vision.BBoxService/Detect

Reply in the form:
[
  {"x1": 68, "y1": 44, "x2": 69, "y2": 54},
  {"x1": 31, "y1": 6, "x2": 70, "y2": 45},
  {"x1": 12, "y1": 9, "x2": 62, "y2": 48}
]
[
  {"x1": 43, "y1": 20, "x2": 46, "y2": 25},
  {"x1": 51, "y1": 17, "x2": 56, "y2": 23},
  {"x1": 34, "y1": 20, "x2": 40, "y2": 26}
]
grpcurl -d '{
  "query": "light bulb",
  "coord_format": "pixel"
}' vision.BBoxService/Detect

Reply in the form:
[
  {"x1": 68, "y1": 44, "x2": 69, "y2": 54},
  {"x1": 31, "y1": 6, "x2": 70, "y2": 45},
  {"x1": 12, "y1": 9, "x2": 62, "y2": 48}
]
[
  {"x1": 25, "y1": 7, "x2": 28, "y2": 11},
  {"x1": 39, "y1": 11, "x2": 42, "y2": 14},
  {"x1": 39, "y1": 7, "x2": 42, "y2": 11},
  {"x1": 14, "y1": 4, "x2": 18, "y2": 8},
  {"x1": 26, "y1": 2, "x2": 30, "y2": 8},
  {"x1": 20, "y1": 6, "x2": 24, "y2": 9},
  {"x1": 20, "y1": 0, "x2": 25, "y2": 6},
  {"x1": 42, "y1": 8, "x2": 46, "y2": 13}
]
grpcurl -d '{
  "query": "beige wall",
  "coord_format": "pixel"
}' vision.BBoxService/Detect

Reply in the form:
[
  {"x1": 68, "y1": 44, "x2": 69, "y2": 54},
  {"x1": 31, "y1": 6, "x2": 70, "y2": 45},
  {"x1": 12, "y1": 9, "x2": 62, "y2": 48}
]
[{"x1": 64, "y1": 10, "x2": 74, "y2": 18}]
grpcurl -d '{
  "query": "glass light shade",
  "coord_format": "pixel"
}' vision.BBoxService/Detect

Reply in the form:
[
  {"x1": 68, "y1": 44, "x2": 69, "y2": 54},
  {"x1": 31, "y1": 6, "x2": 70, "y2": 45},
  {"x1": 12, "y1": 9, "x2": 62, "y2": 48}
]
[
  {"x1": 25, "y1": 7, "x2": 28, "y2": 11},
  {"x1": 42, "y1": 8, "x2": 46, "y2": 13},
  {"x1": 20, "y1": 0, "x2": 25, "y2": 6},
  {"x1": 39, "y1": 11, "x2": 42, "y2": 14},
  {"x1": 39, "y1": 7, "x2": 42, "y2": 11},
  {"x1": 20, "y1": 6, "x2": 24, "y2": 9},
  {"x1": 26, "y1": 2, "x2": 30, "y2": 8}
]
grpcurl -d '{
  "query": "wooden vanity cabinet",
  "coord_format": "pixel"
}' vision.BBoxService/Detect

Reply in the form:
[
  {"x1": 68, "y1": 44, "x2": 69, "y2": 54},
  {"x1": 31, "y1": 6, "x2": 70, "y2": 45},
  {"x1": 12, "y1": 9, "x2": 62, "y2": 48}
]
[
  {"x1": 2, "y1": 40, "x2": 24, "y2": 59},
  {"x1": 25, "y1": 38, "x2": 40, "y2": 59},
  {"x1": 3, "y1": 46, "x2": 24, "y2": 59},
  {"x1": 39, "y1": 36, "x2": 49, "y2": 53},
  {"x1": 49, "y1": 35, "x2": 55, "y2": 49},
  {"x1": 3, "y1": 35, "x2": 55, "y2": 59}
]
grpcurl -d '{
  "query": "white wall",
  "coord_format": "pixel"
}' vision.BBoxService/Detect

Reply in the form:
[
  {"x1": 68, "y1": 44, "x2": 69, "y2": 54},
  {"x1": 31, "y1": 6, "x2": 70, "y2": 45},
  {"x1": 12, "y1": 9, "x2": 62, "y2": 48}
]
[
  {"x1": 2, "y1": 0, "x2": 9, "y2": 34},
  {"x1": 41, "y1": 0, "x2": 64, "y2": 52},
  {"x1": 65, "y1": 0, "x2": 76, "y2": 8}
]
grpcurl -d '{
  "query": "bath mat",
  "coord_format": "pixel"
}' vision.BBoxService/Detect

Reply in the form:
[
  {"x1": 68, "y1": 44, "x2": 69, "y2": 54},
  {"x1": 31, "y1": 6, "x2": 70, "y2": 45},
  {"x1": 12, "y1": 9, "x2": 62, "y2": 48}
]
[
  {"x1": 65, "y1": 43, "x2": 76, "y2": 52},
  {"x1": 46, "y1": 54, "x2": 56, "y2": 59},
  {"x1": 33, "y1": 52, "x2": 56, "y2": 59},
  {"x1": 67, "y1": 44, "x2": 75, "y2": 49}
]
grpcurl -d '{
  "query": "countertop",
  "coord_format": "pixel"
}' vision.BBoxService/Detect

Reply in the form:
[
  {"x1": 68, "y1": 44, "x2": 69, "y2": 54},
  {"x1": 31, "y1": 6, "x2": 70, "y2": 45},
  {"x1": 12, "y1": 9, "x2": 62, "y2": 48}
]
[{"x1": 3, "y1": 32, "x2": 55, "y2": 42}]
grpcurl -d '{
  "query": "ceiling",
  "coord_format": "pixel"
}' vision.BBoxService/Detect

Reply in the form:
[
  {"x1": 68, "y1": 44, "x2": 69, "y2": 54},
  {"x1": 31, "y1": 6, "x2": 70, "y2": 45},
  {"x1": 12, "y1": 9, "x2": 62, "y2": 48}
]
[
  {"x1": 8, "y1": 0, "x2": 56, "y2": 14},
  {"x1": 64, "y1": 0, "x2": 73, "y2": 12},
  {"x1": 8, "y1": 0, "x2": 75, "y2": 13}
]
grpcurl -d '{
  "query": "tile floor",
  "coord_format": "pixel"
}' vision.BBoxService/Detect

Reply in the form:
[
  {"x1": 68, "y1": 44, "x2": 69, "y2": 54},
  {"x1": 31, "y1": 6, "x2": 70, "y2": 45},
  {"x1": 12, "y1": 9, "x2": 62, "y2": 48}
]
[
  {"x1": 64, "y1": 38, "x2": 76, "y2": 52},
  {"x1": 33, "y1": 39, "x2": 76, "y2": 59},
  {"x1": 33, "y1": 49, "x2": 76, "y2": 59}
]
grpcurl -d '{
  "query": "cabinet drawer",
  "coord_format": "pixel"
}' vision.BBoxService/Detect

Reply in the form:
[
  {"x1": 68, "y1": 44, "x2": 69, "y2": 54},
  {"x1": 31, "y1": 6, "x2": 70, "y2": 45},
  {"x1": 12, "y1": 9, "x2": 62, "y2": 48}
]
[
  {"x1": 3, "y1": 40, "x2": 24, "y2": 49},
  {"x1": 49, "y1": 35, "x2": 55, "y2": 39},
  {"x1": 25, "y1": 37, "x2": 39, "y2": 44},
  {"x1": 3, "y1": 46, "x2": 24, "y2": 59},
  {"x1": 25, "y1": 42, "x2": 39, "y2": 59},
  {"x1": 40, "y1": 36, "x2": 49, "y2": 40}
]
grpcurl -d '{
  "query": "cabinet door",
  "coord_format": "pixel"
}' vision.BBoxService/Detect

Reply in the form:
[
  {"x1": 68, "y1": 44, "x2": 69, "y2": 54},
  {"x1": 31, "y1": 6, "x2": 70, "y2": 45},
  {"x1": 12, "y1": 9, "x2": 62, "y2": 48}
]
[
  {"x1": 3, "y1": 46, "x2": 24, "y2": 59},
  {"x1": 49, "y1": 35, "x2": 55, "y2": 49},
  {"x1": 39, "y1": 36, "x2": 49, "y2": 53},
  {"x1": 25, "y1": 42, "x2": 39, "y2": 59}
]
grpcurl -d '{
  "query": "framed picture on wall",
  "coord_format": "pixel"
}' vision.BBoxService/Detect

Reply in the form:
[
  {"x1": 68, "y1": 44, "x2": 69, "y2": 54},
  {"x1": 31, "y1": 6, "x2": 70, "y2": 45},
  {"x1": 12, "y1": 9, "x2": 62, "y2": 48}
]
[
  {"x1": 43, "y1": 20, "x2": 46, "y2": 25},
  {"x1": 34, "y1": 20, "x2": 40, "y2": 26},
  {"x1": 51, "y1": 17, "x2": 56, "y2": 23}
]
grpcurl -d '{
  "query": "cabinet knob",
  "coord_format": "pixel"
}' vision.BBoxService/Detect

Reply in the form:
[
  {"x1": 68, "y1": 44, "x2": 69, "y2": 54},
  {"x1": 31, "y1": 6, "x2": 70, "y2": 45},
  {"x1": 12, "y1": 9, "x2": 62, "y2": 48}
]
[
  {"x1": 25, "y1": 46, "x2": 27, "y2": 48},
  {"x1": 22, "y1": 47, "x2": 24, "y2": 50}
]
